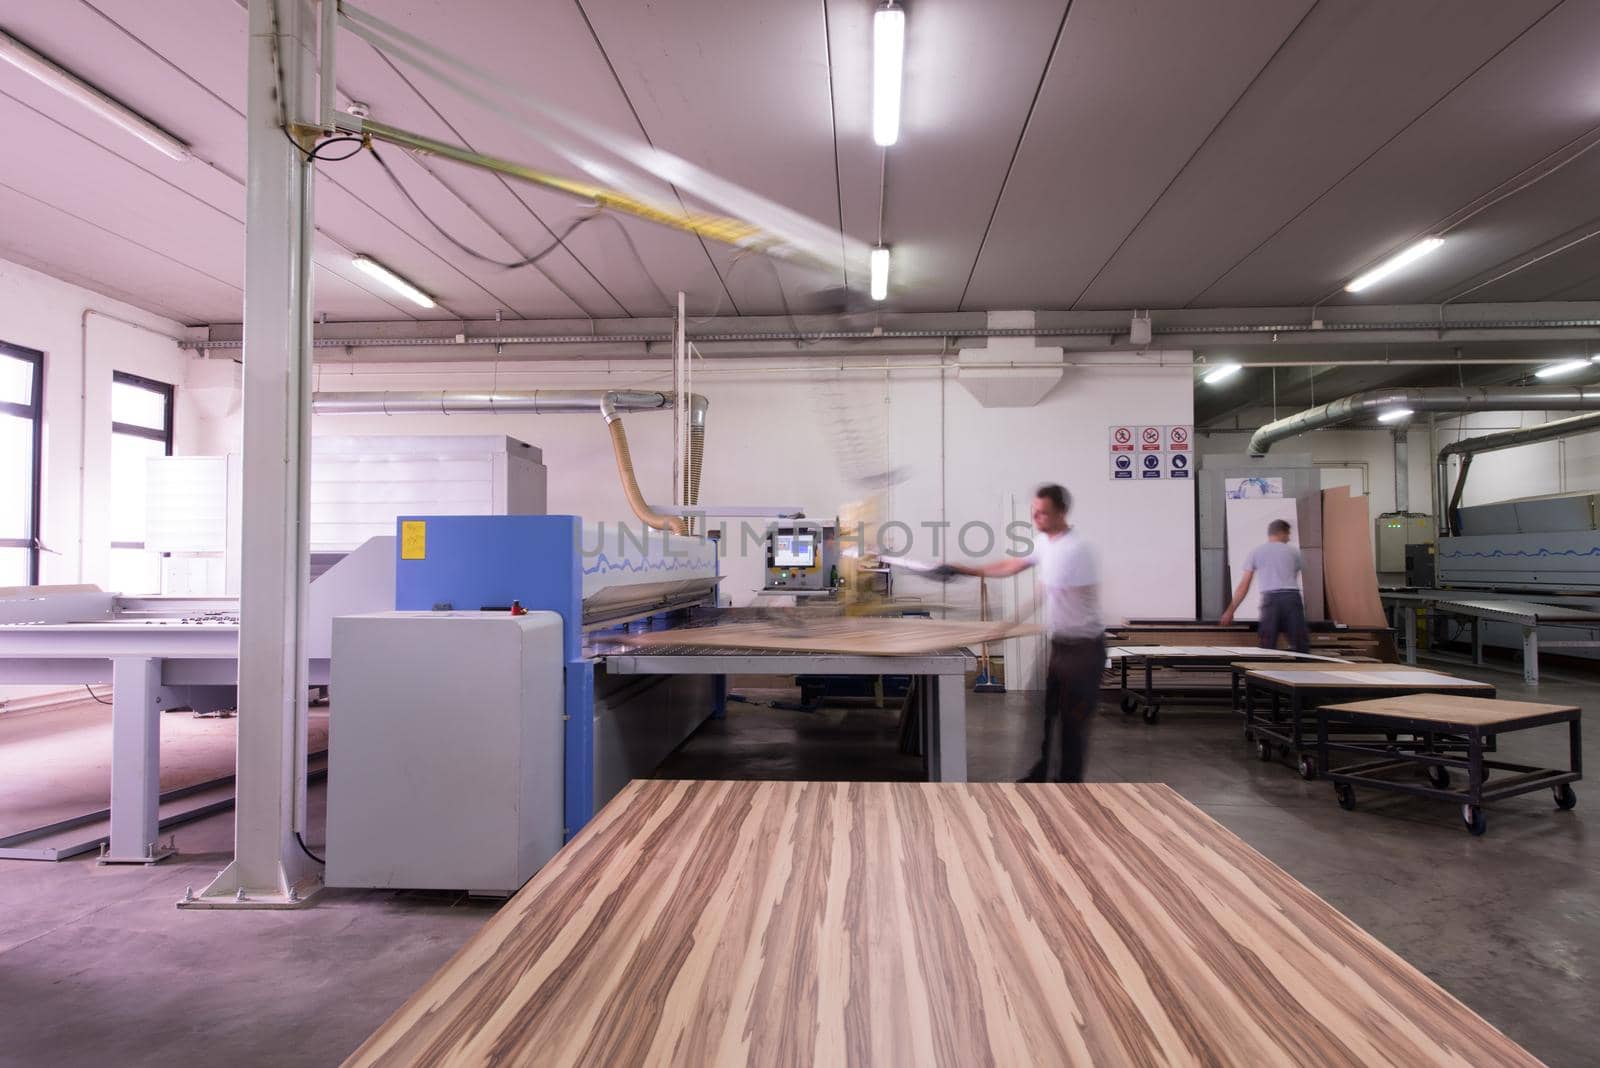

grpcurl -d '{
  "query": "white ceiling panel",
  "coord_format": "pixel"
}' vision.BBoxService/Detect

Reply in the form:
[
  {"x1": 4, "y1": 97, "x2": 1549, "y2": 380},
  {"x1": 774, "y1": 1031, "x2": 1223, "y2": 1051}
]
[
  {"x1": 852, "y1": 0, "x2": 1071, "y2": 311},
  {"x1": 960, "y1": 0, "x2": 1312, "y2": 311},
  {"x1": 579, "y1": 0, "x2": 846, "y2": 314},
  {"x1": 1200, "y1": 0, "x2": 1600, "y2": 308},
  {"x1": 3, "y1": 0, "x2": 1600, "y2": 325},
  {"x1": 1072, "y1": 0, "x2": 1562, "y2": 309},
  {"x1": 1378, "y1": 147, "x2": 1600, "y2": 304},
  {"x1": 0, "y1": 180, "x2": 240, "y2": 322}
]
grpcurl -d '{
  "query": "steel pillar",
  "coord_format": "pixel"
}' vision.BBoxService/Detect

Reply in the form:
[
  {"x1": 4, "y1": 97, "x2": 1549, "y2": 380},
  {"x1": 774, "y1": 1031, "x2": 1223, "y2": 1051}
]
[{"x1": 186, "y1": 0, "x2": 322, "y2": 908}]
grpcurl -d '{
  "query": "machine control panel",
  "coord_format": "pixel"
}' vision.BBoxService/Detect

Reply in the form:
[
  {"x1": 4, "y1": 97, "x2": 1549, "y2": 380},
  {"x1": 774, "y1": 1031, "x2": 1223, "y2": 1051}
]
[{"x1": 764, "y1": 524, "x2": 838, "y2": 592}]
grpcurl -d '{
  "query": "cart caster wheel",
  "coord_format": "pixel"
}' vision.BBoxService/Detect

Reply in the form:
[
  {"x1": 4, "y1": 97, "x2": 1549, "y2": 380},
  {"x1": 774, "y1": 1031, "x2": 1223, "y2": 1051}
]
[
  {"x1": 1120, "y1": 695, "x2": 1136, "y2": 715},
  {"x1": 1256, "y1": 738, "x2": 1273, "y2": 762},
  {"x1": 1298, "y1": 754, "x2": 1318, "y2": 781},
  {"x1": 1555, "y1": 784, "x2": 1578, "y2": 810},
  {"x1": 1426, "y1": 765, "x2": 1451, "y2": 789},
  {"x1": 1142, "y1": 704, "x2": 1160, "y2": 725},
  {"x1": 1335, "y1": 784, "x2": 1355, "y2": 810},
  {"x1": 1461, "y1": 804, "x2": 1487, "y2": 836}
]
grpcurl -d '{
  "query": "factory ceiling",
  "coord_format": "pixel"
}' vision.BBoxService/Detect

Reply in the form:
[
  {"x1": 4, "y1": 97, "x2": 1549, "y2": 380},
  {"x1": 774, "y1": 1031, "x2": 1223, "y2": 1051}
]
[{"x1": 4, "y1": 1, "x2": 1600, "y2": 331}]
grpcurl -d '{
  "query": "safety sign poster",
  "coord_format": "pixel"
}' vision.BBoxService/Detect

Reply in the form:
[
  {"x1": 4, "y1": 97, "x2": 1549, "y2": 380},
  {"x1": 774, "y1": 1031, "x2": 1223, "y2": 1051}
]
[{"x1": 1110, "y1": 424, "x2": 1193, "y2": 480}]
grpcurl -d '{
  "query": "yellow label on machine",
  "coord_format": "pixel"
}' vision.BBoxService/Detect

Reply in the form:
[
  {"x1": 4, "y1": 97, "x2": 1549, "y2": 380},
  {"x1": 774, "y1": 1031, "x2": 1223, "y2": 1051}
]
[{"x1": 400, "y1": 520, "x2": 427, "y2": 560}]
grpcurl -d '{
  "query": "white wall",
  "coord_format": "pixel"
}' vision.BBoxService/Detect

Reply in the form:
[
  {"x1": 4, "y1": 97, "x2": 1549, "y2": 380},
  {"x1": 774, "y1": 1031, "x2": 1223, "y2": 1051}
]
[
  {"x1": 304, "y1": 354, "x2": 1197, "y2": 636},
  {"x1": 0, "y1": 256, "x2": 230, "y2": 709},
  {"x1": 0, "y1": 256, "x2": 229, "y2": 588},
  {"x1": 1200, "y1": 424, "x2": 1434, "y2": 527},
  {"x1": 1432, "y1": 411, "x2": 1600, "y2": 507}
]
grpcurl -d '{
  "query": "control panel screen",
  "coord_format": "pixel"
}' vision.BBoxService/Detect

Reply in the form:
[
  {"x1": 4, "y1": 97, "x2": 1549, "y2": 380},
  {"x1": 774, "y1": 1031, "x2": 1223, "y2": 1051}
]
[{"x1": 772, "y1": 534, "x2": 816, "y2": 569}]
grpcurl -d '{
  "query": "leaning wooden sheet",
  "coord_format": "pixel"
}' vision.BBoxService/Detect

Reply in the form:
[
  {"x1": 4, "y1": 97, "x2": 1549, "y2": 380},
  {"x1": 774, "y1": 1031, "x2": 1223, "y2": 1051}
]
[
  {"x1": 615, "y1": 616, "x2": 1036, "y2": 655},
  {"x1": 347, "y1": 781, "x2": 1541, "y2": 1067}
]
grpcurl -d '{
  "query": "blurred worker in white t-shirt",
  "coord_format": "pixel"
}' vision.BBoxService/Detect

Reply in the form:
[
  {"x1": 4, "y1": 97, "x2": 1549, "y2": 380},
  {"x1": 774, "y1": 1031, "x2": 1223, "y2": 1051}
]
[{"x1": 950, "y1": 484, "x2": 1104, "y2": 782}]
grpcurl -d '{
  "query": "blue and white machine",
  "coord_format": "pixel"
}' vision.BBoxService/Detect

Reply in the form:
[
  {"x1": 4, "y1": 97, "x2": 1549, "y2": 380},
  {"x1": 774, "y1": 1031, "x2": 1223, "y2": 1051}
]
[{"x1": 390, "y1": 514, "x2": 721, "y2": 837}]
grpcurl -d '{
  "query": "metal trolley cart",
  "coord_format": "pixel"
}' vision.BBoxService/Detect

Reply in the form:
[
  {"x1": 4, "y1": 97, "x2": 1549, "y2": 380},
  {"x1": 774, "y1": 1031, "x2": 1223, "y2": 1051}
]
[
  {"x1": 1235, "y1": 664, "x2": 1494, "y2": 780},
  {"x1": 1317, "y1": 694, "x2": 1581, "y2": 835},
  {"x1": 1109, "y1": 645, "x2": 1340, "y2": 724}
]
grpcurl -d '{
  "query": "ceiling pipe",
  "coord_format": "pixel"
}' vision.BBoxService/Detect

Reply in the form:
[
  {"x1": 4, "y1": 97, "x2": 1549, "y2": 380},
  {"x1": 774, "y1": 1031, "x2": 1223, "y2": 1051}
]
[
  {"x1": 310, "y1": 388, "x2": 703, "y2": 534},
  {"x1": 1435, "y1": 410, "x2": 1600, "y2": 535},
  {"x1": 180, "y1": 314, "x2": 1600, "y2": 352},
  {"x1": 1246, "y1": 386, "x2": 1600, "y2": 456}
]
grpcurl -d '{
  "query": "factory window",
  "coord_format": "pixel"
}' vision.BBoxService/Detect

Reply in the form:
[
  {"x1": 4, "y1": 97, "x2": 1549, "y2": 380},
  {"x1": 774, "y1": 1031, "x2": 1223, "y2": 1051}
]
[
  {"x1": 108, "y1": 371, "x2": 173, "y2": 595},
  {"x1": 0, "y1": 343, "x2": 44, "y2": 586}
]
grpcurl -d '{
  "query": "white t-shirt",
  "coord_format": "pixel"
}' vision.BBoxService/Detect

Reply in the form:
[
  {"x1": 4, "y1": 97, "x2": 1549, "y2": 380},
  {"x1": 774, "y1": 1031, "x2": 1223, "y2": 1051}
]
[{"x1": 1027, "y1": 528, "x2": 1103, "y2": 639}]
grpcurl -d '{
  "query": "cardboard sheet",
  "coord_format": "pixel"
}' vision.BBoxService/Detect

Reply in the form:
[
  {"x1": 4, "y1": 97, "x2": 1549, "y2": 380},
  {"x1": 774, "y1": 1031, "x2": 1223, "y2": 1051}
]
[{"x1": 1320, "y1": 486, "x2": 1388, "y2": 627}]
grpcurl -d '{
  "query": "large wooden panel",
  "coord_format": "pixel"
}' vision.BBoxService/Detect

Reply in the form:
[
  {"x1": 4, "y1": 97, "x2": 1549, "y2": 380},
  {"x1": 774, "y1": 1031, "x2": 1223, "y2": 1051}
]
[{"x1": 347, "y1": 781, "x2": 1540, "y2": 1067}]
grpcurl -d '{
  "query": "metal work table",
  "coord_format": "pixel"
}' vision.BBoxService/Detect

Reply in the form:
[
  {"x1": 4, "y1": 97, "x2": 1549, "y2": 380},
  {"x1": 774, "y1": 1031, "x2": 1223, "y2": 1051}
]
[
  {"x1": 1106, "y1": 645, "x2": 1343, "y2": 724},
  {"x1": 1319, "y1": 694, "x2": 1581, "y2": 835},
  {"x1": 1381, "y1": 589, "x2": 1600, "y2": 684},
  {"x1": 1237, "y1": 664, "x2": 1495, "y2": 780},
  {"x1": 595, "y1": 640, "x2": 973, "y2": 782},
  {"x1": 346, "y1": 780, "x2": 1542, "y2": 1068},
  {"x1": 0, "y1": 618, "x2": 289, "y2": 864}
]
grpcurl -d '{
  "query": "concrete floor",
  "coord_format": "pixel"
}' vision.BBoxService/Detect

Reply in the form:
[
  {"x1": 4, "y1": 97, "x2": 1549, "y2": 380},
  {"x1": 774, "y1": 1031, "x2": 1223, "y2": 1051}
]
[{"x1": 0, "y1": 663, "x2": 1593, "y2": 1066}]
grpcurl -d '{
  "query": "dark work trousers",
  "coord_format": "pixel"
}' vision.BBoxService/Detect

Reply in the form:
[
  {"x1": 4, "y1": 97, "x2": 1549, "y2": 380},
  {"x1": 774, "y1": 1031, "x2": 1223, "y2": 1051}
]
[
  {"x1": 1258, "y1": 589, "x2": 1310, "y2": 654},
  {"x1": 1025, "y1": 636, "x2": 1106, "y2": 783}
]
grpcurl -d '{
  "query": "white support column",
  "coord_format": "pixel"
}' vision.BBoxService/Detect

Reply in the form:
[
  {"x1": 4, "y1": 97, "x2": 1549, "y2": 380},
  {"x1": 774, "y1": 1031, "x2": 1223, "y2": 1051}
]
[
  {"x1": 187, "y1": 0, "x2": 321, "y2": 908},
  {"x1": 102, "y1": 657, "x2": 174, "y2": 864}
]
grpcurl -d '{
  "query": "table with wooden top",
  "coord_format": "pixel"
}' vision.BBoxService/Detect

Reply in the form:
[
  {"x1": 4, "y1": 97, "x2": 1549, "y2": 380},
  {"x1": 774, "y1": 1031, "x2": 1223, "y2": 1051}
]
[
  {"x1": 1105, "y1": 645, "x2": 1345, "y2": 724},
  {"x1": 1238, "y1": 664, "x2": 1497, "y2": 780},
  {"x1": 346, "y1": 779, "x2": 1541, "y2": 1068},
  {"x1": 1318, "y1": 694, "x2": 1582, "y2": 835}
]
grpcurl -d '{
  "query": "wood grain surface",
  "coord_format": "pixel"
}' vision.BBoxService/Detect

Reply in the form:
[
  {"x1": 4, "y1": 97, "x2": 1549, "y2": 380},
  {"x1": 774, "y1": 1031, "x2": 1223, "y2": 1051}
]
[
  {"x1": 1322, "y1": 693, "x2": 1580, "y2": 728},
  {"x1": 615, "y1": 617, "x2": 1036, "y2": 656},
  {"x1": 346, "y1": 781, "x2": 1540, "y2": 1068},
  {"x1": 1246, "y1": 667, "x2": 1494, "y2": 689}
]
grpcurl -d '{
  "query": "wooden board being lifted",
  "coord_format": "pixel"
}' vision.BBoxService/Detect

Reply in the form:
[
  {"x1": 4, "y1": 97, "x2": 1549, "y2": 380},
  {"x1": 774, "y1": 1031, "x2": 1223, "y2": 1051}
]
[
  {"x1": 614, "y1": 616, "x2": 1037, "y2": 656},
  {"x1": 346, "y1": 780, "x2": 1541, "y2": 1067}
]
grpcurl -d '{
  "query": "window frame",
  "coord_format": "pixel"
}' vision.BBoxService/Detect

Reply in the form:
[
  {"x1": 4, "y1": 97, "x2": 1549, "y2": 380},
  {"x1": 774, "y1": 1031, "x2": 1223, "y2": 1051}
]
[
  {"x1": 0, "y1": 341, "x2": 44, "y2": 585},
  {"x1": 109, "y1": 371, "x2": 175, "y2": 560}
]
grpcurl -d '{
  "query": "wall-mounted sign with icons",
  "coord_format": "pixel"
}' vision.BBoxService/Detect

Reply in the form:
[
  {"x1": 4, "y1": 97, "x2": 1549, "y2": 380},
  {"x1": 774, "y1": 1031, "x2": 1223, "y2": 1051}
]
[{"x1": 1109, "y1": 425, "x2": 1193, "y2": 481}]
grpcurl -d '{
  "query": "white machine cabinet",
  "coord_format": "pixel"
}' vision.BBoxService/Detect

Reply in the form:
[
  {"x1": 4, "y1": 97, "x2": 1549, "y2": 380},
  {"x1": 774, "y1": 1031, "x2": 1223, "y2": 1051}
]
[{"x1": 326, "y1": 611, "x2": 564, "y2": 895}]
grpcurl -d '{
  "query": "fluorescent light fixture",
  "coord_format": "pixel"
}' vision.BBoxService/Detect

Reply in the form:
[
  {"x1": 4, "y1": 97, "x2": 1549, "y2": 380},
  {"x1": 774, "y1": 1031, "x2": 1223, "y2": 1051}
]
[
  {"x1": 1344, "y1": 236, "x2": 1443, "y2": 293},
  {"x1": 873, "y1": 3, "x2": 905, "y2": 147},
  {"x1": 1535, "y1": 358, "x2": 1590, "y2": 379},
  {"x1": 1202, "y1": 363, "x2": 1241, "y2": 385},
  {"x1": 870, "y1": 246, "x2": 890, "y2": 301},
  {"x1": 0, "y1": 30, "x2": 189, "y2": 161},
  {"x1": 1377, "y1": 408, "x2": 1414, "y2": 423},
  {"x1": 353, "y1": 255, "x2": 436, "y2": 308}
]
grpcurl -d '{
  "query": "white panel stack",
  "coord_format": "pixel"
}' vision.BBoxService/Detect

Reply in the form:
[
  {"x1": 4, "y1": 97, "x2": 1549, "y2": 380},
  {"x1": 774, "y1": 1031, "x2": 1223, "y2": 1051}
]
[
  {"x1": 326, "y1": 611, "x2": 565, "y2": 895},
  {"x1": 310, "y1": 435, "x2": 547, "y2": 552}
]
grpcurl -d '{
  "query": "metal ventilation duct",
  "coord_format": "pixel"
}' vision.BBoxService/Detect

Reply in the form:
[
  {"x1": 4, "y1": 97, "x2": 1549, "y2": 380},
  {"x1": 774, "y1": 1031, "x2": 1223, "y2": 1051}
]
[
  {"x1": 1246, "y1": 387, "x2": 1600, "y2": 456},
  {"x1": 1436, "y1": 411, "x2": 1600, "y2": 534}
]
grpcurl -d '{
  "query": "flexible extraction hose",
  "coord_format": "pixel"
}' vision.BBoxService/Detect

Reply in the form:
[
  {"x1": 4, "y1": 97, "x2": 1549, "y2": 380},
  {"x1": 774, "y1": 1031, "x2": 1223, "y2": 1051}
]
[{"x1": 605, "y1": 415, "x2": 688, "y2": 535}]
